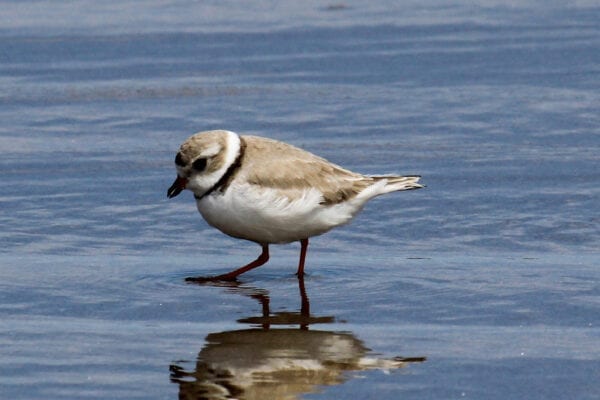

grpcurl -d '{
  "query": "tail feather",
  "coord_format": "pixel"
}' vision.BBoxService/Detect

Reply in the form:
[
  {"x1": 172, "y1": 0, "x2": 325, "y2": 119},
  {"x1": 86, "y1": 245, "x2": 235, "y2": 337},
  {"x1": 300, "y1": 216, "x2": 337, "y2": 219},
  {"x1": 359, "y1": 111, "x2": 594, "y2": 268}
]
[{"x1": 372, "y1": 175, "x2": 424, "y2": 192}]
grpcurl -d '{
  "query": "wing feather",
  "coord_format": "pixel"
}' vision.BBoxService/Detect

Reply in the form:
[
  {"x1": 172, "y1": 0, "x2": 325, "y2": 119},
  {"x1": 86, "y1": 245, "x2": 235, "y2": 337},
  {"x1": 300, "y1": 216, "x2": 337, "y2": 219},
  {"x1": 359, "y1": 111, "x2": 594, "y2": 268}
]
[{"x1": 239, "y1": 136, "x2": 374, "y2": 205}]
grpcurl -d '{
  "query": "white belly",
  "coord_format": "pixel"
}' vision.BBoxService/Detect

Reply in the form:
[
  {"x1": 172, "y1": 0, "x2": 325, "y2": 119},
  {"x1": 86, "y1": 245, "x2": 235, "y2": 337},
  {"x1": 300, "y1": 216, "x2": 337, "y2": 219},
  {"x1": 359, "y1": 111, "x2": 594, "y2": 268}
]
[{"x1": 196, "y1": 183, "x2": 360, "y2": 244}]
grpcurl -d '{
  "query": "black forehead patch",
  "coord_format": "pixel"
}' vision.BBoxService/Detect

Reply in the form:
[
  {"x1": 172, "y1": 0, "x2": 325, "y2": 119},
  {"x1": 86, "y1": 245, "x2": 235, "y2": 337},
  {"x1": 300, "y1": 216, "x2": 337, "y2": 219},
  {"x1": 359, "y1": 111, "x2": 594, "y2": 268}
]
[{"x1": 175, "y1": 152, "x2": 186, "y2": 167}]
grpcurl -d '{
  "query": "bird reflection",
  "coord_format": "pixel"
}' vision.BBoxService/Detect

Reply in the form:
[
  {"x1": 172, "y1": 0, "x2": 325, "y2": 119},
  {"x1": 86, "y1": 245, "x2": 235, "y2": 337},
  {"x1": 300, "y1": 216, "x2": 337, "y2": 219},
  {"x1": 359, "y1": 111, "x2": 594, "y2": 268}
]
[{"x1": 170, "y1": 277, "x2": 425, "y2": 400}]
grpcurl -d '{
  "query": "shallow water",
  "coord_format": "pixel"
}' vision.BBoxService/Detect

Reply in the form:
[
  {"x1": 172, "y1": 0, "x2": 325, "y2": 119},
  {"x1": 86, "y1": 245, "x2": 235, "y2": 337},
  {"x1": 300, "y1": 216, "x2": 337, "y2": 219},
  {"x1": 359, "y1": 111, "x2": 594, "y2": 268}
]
[{"x1": 1, "y1": 1, "x2": 599, "y2": 399}]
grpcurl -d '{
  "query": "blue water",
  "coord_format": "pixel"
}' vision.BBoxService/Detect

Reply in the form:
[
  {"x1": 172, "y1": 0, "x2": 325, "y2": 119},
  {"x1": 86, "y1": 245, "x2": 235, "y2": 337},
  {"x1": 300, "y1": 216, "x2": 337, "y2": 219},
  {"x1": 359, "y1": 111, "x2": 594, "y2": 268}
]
[{"x1": 1, "y1": 1, "x2": 599, "y2": 399}]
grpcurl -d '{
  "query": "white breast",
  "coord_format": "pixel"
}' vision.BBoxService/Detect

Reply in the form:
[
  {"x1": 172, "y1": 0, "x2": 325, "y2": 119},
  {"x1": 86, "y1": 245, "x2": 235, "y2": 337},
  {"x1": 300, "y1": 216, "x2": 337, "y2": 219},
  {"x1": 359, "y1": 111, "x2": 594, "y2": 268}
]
[{"x1": 196, "y1": 182, "x2": 364, "y2": 244}]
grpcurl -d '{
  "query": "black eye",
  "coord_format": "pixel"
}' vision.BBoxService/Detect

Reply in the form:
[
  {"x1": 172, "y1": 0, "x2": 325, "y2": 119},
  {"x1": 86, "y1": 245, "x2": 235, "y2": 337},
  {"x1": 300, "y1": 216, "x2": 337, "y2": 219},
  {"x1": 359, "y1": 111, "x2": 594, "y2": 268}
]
[
  {"x1": 175, "y1": 153, "x2": 185, "y2": 167},
  {"x1": 192, "y1": 158, "x2": 207, "y2": 171}
]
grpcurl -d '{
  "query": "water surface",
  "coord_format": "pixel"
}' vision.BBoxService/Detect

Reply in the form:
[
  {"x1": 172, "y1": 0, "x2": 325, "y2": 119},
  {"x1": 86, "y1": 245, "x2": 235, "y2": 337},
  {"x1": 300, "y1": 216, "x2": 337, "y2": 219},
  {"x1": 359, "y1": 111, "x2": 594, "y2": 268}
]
[{"x1": 1, "y1": 1, "x2": 599, "y2": 399}]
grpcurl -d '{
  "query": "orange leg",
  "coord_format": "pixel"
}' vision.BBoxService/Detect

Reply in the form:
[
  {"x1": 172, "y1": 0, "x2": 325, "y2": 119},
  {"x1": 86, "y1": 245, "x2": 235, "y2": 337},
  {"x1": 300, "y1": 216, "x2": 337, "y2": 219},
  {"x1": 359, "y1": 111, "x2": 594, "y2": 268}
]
[
  {"x1": 296, "y1": 238, "x2": 309, "y2": 277},
  {"x1": 186, "y1": 244, "x2": 269, "y2": 282}
]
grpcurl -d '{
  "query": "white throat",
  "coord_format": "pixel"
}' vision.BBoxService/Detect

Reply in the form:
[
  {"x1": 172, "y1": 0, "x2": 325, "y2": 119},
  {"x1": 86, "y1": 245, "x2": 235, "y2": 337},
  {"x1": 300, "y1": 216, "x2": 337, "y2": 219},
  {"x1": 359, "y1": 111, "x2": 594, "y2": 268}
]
[{"x1": 191, "y1": 130, "x2": 241, "y2": 199}]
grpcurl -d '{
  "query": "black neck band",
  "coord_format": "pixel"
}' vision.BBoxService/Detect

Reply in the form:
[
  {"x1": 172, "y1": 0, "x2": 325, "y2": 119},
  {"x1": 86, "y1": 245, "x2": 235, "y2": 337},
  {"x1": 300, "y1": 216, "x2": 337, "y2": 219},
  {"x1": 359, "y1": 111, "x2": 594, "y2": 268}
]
[{"x1": 194, "y1": 137, "x2": 246, "y2": 201}]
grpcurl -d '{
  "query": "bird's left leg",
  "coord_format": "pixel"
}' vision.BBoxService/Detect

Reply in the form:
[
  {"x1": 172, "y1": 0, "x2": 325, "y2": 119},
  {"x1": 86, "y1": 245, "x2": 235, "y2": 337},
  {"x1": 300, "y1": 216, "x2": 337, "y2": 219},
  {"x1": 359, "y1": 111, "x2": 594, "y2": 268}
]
[{"x1": 296, "y1": 238, "x2": 309, "y2": 277}]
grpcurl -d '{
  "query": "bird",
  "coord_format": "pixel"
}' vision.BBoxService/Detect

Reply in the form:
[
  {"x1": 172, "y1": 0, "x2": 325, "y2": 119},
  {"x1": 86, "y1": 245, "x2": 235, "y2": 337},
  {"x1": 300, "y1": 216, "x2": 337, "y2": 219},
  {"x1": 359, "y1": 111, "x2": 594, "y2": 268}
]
[{"x1": 167, "y1": 130, "x2": 423, "y2": 281}]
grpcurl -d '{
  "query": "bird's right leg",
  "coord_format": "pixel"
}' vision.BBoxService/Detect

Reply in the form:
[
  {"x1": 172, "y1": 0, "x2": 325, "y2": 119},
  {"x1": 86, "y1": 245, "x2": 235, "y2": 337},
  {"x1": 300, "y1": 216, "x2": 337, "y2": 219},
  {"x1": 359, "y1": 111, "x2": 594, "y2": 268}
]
[{"x1": 186, "y1": 244, "x2": 270, "y2": 282}]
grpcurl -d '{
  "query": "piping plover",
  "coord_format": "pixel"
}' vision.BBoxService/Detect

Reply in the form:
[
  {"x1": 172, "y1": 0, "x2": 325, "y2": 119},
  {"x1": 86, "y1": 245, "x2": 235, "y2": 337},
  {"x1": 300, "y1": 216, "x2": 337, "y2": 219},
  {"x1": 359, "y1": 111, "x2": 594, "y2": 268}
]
[{"x1": 167, "y1": 130, "x2": 423, "y2": 281}]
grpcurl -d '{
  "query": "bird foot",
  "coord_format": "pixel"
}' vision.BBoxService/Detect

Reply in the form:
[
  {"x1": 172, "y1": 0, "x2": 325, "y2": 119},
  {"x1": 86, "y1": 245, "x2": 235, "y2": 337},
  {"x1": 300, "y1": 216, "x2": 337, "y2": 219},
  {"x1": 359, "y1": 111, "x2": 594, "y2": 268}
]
[{"x1": 185, "y1": 274, "x2": 238, "y2": 284}]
